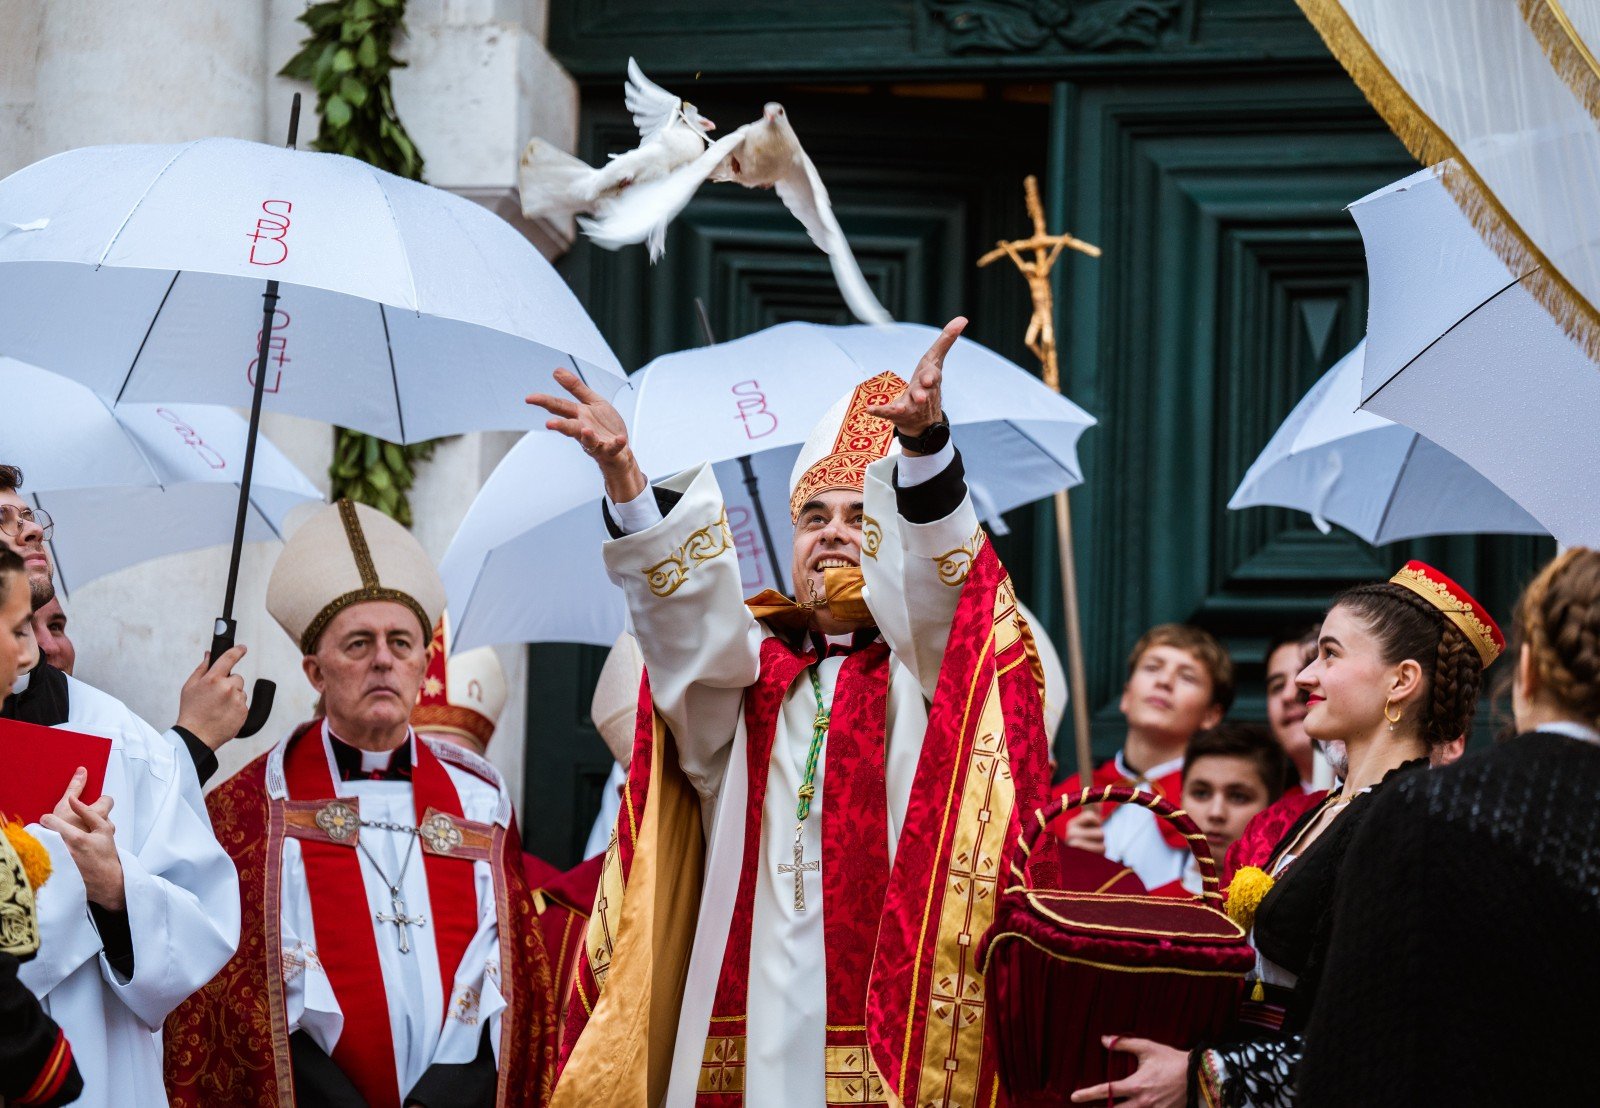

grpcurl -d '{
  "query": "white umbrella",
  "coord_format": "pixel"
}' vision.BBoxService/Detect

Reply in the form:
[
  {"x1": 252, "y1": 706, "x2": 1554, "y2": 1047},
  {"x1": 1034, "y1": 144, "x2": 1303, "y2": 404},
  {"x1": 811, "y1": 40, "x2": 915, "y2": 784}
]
[
  {"x1": 0, "y1": 136, "x2": 626, "y2": 441},
  {"x1": 1296, "y1": 0, "x2": 1600, "y2": 360},
  {"x1": 1350, "y1": 165, "x2": 1600, "y2": 547},
  {"x1": 0, "y1": 111, "x2": 627, "y2": 732},
  {"x1": 443, "y1": 321, "x2": 1097, "y2": 648},
  {"x1": 1229, "y1": 340, "x2": 1544, "y2": 544},
  {"x1": 0, "y1": 357, "x2": 322, "y2": 592}
]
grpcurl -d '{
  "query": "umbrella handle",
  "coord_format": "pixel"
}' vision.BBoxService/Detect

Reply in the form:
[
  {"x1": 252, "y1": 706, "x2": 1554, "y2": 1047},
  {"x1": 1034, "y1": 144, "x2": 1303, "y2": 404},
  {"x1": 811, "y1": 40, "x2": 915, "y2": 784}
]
[{"x1": 210, "y1": 618, "x2": 277, "y2": 739}]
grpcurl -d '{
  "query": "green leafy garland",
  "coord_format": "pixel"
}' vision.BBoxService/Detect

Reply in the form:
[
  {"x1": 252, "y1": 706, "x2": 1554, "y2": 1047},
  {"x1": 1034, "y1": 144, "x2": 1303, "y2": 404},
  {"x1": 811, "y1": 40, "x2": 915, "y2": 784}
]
[{"x1": 281, "y1": 0, "x2": 434, "y2": 525}]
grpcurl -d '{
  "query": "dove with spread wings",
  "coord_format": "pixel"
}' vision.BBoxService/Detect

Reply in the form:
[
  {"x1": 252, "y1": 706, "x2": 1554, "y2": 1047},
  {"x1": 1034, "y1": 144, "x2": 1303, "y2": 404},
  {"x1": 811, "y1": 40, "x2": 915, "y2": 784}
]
[
  {"x1": 578, "y1": 102, "x2": 893, "y2": 326},
  {"x1": 518, "y1": 58, "x2": 714, "y2": 248}
]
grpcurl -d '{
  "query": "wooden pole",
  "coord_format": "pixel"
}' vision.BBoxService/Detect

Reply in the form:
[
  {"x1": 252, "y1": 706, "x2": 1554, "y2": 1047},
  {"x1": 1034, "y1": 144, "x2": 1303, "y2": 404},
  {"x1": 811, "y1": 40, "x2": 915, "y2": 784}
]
[{"x1": 977, "y1": 175, "x2": 1100, "y2": 781}]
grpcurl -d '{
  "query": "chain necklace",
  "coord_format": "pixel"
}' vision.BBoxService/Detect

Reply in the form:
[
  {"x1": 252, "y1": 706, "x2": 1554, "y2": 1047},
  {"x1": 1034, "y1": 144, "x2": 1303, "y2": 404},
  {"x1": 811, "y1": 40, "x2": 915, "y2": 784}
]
[
  {"x1": 357, "y1": 825, "x2": 427, "y2": 954},
  {"x1": 777, "y1": 665, "x2": 830, "y2": 913}
]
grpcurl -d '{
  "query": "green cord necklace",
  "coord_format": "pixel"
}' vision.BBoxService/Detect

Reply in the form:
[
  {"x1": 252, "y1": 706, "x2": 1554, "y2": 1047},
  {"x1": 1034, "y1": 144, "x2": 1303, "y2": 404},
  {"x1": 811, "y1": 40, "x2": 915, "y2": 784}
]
[{"x1": 777, "y1": 664, "x2": 830, "y2": 912}]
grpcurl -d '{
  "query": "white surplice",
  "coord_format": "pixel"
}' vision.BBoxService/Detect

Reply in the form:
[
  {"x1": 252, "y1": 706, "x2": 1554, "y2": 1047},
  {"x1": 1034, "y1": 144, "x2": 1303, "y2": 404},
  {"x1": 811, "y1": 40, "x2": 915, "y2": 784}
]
[
  {"x1": 1101, "y1": 750, "x2": 1191, "y2": 889},
  {"x1": 19, "y1": 677, "x2": 242, "y2": 1108},
  {"x1": 601, "y1": 453, "x2": 979, "y2": 1108},
  {"x1": 268, "y1": 724, "x2": 512, "y2": 1099}
]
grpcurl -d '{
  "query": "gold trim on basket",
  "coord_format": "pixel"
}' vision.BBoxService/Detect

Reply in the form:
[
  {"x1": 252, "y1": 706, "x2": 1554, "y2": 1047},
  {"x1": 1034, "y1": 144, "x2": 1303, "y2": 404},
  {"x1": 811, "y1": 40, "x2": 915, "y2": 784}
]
[
  {"x1": 980, "y1": 931, "x2": 1251, "y2": 979},
  {"x1": 1295, "y1": 0, "x2": 1600, "y2": 367},
  {"x1": 1021, "y1": 890, "x2": 1247, "y2": 942}
]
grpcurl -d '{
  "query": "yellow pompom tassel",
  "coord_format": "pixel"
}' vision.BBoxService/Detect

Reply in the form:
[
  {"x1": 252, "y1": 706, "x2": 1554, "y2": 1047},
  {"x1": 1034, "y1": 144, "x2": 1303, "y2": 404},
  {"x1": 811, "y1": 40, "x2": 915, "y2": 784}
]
[
  {"x1": 3, "y1": 820, "x2": 52, "y2": 891},
  {"x1": 1224, "y1": 865, "x2": 1273, "y2": 931}
]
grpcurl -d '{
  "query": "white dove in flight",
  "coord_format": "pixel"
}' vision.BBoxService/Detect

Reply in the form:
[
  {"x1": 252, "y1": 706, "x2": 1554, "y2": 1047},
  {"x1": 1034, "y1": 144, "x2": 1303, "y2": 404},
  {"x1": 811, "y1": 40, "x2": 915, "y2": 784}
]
[
  {"x1": 518, "y1": 58, "x2": 715, "y2": 237},
  {"x1": 579, "y1": 102, "x2": 893, "y2": 326}
]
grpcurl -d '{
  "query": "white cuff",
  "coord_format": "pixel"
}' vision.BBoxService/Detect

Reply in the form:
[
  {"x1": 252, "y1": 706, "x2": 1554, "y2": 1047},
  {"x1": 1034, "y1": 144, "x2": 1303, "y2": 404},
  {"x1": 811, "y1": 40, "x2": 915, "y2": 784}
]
[
  {"x1": 607, "y1": 487, "x2": 665, "y2": 535},
  {"x1": 895, "y1": 439, "x2": 956, "y2": 487}
]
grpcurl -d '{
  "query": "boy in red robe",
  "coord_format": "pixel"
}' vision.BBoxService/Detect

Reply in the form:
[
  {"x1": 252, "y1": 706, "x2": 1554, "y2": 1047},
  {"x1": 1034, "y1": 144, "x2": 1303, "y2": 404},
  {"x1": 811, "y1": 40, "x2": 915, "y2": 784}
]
[{"x1": 1047, "y1": 624, "x2": 1233, "y2": 888}]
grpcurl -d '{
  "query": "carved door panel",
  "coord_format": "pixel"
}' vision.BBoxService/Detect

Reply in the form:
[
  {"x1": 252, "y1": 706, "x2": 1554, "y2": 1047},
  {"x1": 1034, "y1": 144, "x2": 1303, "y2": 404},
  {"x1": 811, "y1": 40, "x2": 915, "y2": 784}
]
[{"x1": 1052, "y1": 73, "x2": 1549, "y2": 749}]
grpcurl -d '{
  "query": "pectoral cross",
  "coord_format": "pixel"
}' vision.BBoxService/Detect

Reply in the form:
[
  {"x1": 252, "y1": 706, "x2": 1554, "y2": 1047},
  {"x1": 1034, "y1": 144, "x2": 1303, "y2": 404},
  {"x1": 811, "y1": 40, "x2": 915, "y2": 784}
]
[
  {"x1": 375, "y1": 887, "x2": 427, "y2": 954},
  {"x1": 777, "y1": 823, "x2": 820, "y2": 912}
]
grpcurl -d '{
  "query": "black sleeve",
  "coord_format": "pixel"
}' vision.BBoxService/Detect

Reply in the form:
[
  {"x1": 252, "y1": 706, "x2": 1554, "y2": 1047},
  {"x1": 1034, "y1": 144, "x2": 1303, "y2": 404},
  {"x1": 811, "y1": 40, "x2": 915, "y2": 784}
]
[
  {"x1": 600, "y1": 485, "x2": 684, "y2": 539},
  {"x1": 0, "y1": 952, "x2": 84, "y2": 1107},
  {"x1": 289, "y1": 1029, "x2": 368, "y2": 1108},
  {"x1": 893, "y1": 448, "x2": 967, "y2": 524},
  {"x1": 88, "y1": 903, "x2": 134, "y2": 982},
  {"x1": 171, "y1": 724, "x2": 219, "y2": 786},
  {"x1": 405, "y1": 1026, "x2": 497, "y2": 1108}
]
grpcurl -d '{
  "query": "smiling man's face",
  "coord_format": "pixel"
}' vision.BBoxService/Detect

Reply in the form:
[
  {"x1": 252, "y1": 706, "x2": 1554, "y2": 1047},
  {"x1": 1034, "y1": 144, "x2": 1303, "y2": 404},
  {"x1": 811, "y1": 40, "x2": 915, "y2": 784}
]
[
  {"x1": 0, "y1": 487, "x2": 54, "y2": 608},
  {"x1": 302, "y1": 600, "x2": 427, "y2": 748},
  {"x1": 790, "y1": 488, "x2": 867, "y2": 636}
]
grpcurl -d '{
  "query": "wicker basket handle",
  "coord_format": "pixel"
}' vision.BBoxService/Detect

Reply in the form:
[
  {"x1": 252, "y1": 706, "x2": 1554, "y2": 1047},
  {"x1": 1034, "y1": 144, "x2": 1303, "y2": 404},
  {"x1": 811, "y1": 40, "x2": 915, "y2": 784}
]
[{"x1": 1013, "y1": 784, "x2": 1223, "y2": 905}]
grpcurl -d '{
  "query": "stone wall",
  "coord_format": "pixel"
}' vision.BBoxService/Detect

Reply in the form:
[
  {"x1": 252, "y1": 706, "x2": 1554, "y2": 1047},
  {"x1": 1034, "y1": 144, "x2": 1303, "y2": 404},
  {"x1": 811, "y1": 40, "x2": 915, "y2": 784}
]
[{"x1": 2, "y1": 0, "x2": 581, "y2": 812}]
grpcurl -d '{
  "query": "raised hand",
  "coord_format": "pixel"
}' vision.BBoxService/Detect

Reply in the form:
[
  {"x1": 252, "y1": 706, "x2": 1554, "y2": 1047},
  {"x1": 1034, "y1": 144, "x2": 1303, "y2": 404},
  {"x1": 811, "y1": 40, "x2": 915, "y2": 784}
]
[
  {"x1": 866, "y1": 315, "x2": 966, "y2": 447},
  {"x1": 41, "y1": 768, "x2": 125, "y2": 911},
  {"x1": 527, "y1": 369, "x2": 648, "y2": 504}
]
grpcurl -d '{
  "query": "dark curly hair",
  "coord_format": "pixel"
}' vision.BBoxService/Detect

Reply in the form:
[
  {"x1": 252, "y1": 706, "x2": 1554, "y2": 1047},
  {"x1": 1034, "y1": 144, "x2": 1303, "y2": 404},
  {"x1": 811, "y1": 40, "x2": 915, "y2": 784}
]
[
  {"x1": 0, "y1": 464, "x2": 21, "y2": 493},
  {"x1": 1330, "y1": 581, "x2": 1485, "y2": 748}
]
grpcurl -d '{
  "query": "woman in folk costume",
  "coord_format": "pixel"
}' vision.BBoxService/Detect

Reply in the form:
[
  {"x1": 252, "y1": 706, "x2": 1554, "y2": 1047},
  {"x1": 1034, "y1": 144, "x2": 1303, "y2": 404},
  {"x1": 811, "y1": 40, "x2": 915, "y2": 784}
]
[
  {"x1": 1300, "y1": 549, "x2": 1600, "y2": 1106},
  {"x1": 526, "y1": 318, "x2": 1057, "y2": 1108},
  {"x1": 164, "y1": 501, "x2": 555, "y2": 1108},
  {"x1": 1069, "y1": 561, "x2": 1502, "y2": 1108}
]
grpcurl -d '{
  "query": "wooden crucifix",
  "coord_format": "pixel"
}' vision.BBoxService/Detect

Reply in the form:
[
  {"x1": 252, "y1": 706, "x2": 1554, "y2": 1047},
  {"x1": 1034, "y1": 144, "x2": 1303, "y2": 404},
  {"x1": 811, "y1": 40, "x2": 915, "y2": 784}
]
[{"x1": 978, "y1": 175, "x2": 1101, "y2": 782}]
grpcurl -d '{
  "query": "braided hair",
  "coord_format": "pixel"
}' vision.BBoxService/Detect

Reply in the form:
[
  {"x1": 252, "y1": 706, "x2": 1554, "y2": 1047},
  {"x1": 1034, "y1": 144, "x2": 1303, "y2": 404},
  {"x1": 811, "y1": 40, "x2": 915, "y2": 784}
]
[
  {"x1": 1514, "y1": 547, "x2": 1600, "y2": 731},
  {"x1": 1330, "y1": 581, "x2": 1484, "y2": 747}
]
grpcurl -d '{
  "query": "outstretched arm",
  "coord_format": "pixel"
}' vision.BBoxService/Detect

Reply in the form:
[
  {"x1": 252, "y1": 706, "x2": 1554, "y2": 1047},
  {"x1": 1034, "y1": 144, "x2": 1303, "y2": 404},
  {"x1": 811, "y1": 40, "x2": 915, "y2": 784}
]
[
  {"x1": 528, "y1": 372, "x2": 761, "y2": 793},
  {"x1": 859, "y1": 319, "x2": 984, "y2": 700}
]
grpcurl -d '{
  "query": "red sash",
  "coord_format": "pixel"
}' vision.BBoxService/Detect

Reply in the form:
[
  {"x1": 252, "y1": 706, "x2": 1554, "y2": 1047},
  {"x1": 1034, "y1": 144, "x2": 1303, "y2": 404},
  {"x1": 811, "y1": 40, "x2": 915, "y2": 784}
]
[
  {"x1": 698, "y1": 637, "x2": 892, "y2": 1106},
  {"x1": 283, "y1": 726, "x2": 479, "y2": 1107}
]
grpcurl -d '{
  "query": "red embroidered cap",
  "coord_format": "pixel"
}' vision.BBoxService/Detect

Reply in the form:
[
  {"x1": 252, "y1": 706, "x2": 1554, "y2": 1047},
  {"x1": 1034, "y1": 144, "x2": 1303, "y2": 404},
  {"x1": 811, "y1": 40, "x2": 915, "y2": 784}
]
[{"x1": 1387, "y1": 560, "x2": 1505, "y2": 668}]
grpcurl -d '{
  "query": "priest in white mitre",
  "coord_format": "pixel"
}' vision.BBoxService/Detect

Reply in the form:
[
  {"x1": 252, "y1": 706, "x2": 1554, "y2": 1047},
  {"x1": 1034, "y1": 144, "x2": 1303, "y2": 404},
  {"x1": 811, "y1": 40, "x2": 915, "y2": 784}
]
[
  {"x1": 530, "y1": 319, "x2": 1056, "y2": 1108},
  {"x1": 164, "y1": 500, "x2": 555, "y2": 1108}
]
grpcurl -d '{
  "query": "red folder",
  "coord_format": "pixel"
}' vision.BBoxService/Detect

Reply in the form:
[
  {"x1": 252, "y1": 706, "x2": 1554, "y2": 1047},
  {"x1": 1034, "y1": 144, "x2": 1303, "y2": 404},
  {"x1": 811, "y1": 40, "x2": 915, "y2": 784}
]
[{"x1": 0, "y1": 717, "x2": 112, "y2": 825}]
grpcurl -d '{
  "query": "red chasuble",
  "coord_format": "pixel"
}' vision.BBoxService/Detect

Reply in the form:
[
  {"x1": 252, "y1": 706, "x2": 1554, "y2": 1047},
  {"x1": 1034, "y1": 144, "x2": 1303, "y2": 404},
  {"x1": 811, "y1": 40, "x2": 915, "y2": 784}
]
[
  {"x1": 163, "y1": 722, "x2": 558, "y2": 1107},
  {"x1": 553, "y1": 535, "x2": 1054, "y2": 1108}
]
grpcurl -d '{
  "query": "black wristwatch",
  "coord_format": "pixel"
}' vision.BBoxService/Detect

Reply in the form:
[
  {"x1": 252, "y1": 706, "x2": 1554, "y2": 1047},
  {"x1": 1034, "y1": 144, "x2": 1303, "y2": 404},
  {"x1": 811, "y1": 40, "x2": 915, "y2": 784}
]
[{"x1": 896, "y1": 414, "x2": 950, "y2": 455}]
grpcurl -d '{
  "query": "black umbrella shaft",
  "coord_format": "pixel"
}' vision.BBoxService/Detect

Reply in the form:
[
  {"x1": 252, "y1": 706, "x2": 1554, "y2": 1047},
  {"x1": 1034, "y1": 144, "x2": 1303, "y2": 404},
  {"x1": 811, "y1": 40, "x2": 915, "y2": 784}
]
[
  {"x1": 739, "y1": 457, "x2": 789, "y2": 594},
  {"x1": 220, "y1": 279, "x2": 280, "y2": 622}
]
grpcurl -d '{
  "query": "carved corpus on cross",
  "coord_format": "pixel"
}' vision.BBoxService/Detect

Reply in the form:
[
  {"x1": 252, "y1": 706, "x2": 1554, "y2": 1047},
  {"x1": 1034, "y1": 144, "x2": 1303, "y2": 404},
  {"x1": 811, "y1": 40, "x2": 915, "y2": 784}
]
[
  {"x1": 976, "y1": 175, "x2": 1102, "y2": 782},
  {"x1": 376, "y1": 888, "x2": 427, "y2": 954},
  {"x1": 778, "y1": 822, "x2": 820, "y2": 912}
]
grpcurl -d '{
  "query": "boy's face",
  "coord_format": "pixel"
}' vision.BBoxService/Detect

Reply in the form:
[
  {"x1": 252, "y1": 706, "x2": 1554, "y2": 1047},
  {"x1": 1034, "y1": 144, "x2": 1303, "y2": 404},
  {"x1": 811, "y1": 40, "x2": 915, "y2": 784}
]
[
  {"x1": 1181, "y1": 754, "x2": 1271, "y2": 862},
  {"x1": 1119, "y1": 644, "x2": 1223, "y2": 745}
]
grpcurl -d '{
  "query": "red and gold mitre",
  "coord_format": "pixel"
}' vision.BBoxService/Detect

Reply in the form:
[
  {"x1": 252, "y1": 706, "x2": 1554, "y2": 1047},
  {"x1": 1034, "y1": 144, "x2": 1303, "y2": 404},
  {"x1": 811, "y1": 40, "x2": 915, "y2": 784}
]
[
  {"x1": 410, "y1": 614, "x2": 508, "y2": 750},
  {"x1": 787, "y1": 371, "x2": 906, "y2": 521},
  {"x1": 1388, "y1": 560, "x2": 1505, "y2": 667}
]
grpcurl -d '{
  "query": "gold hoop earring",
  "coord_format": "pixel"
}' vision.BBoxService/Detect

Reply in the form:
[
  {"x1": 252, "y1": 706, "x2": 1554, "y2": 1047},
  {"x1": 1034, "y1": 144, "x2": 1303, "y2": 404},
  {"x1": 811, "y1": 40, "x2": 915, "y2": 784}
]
[{"x1": 1384, "y1": 698, "x2": 1403, "y2": 731}]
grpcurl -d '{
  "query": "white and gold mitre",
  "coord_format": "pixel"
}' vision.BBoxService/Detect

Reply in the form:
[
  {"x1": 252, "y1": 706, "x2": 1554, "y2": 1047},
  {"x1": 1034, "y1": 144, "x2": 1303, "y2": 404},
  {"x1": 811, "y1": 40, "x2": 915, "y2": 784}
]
[
  {"x1": 266, "y1": 499, "x2": 446, "y2": 654},
  {"x1": 590, "y1": 630, "x2": 644, "y2": 767},
  {"x1": 787, "y1": 371, "x2": 906, "y2": 521},
  {"x1": 411, "y1": 614, "x2": 508, "y2": 749}
]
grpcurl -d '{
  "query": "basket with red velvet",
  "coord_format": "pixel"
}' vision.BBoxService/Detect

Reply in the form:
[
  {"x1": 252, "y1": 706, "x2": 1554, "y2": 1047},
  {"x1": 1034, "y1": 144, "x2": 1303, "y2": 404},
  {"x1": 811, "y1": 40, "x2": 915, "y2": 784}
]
[{"x1": 977, "y1": 785, "x2": 1254, "y2": 1106}]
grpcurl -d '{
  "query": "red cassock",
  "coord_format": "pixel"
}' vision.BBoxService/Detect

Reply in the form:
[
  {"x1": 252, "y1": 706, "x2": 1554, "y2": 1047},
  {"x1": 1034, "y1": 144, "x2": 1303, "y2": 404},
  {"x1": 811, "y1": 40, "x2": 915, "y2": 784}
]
[
  {"x1": 1220, "y1": 787, "x2": 1327, "y2": 889},
  {"x1": 162, "y1": 721, "x2": 559, "y2": 1107}
]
